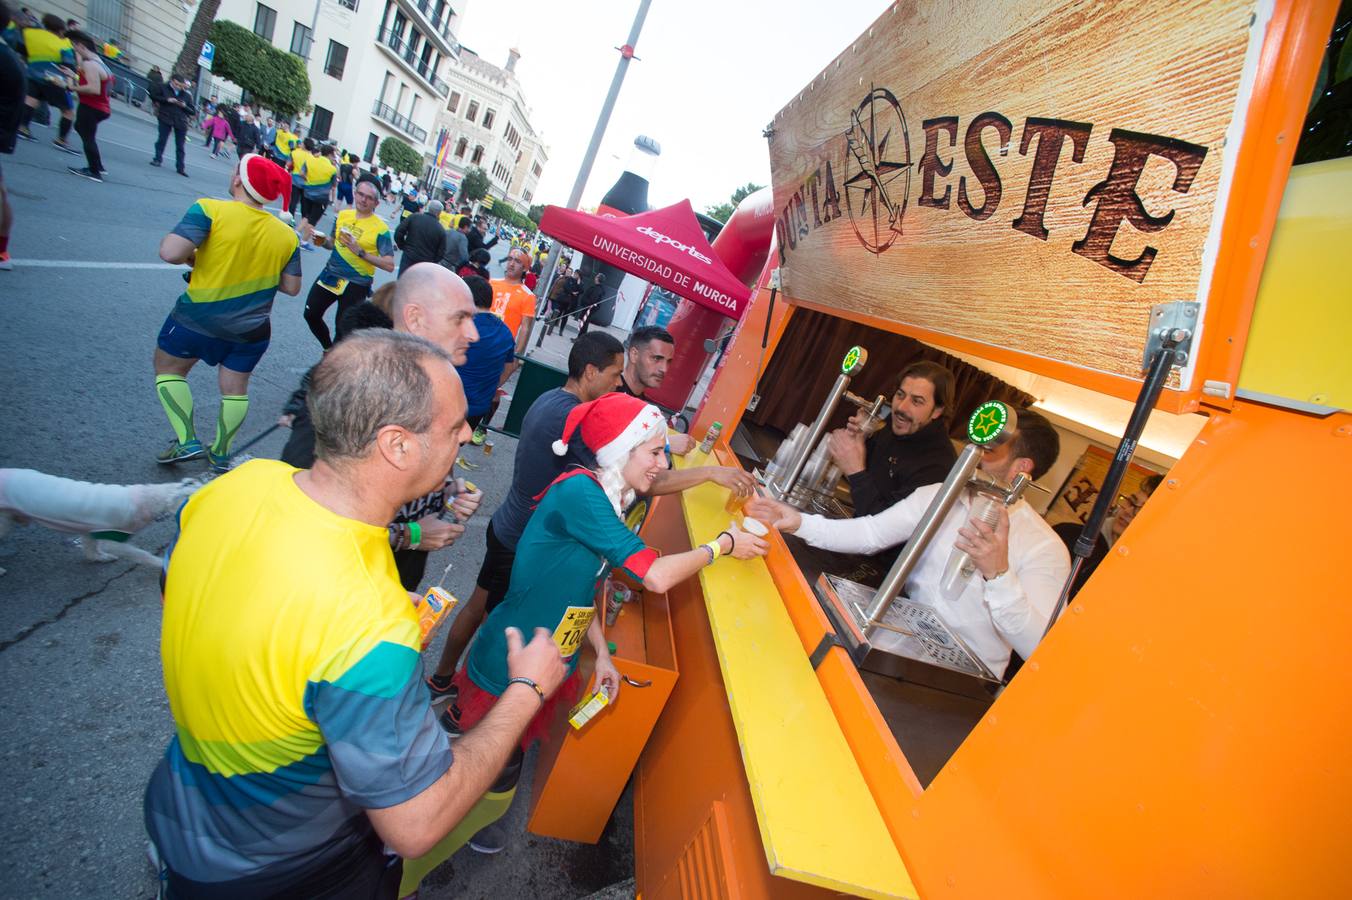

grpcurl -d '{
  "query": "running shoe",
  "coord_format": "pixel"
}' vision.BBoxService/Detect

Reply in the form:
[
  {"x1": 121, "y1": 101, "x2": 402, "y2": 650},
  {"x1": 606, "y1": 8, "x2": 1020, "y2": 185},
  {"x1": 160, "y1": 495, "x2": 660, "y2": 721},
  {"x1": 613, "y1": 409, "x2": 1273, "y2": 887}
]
[
  {"x1": 437, "y1": 705, "x2": 464, "y2": 738},
  {"x1": 0, "y1": 252, "x2": 11, "y2": 271},
  {"x1": 177, "y1": 170, "x2": 189, "y2": 178},
  {"x1": 17, "y1": 127, "x2": 34, "y2": 141},
  {"x1": 426, "y1": 673, "x2": 458, "y2": 701},
  {"x1": 149, "y1": 158, "x2": 162, "y2": 167},
  {"x1": 206, "y1": 448, "x2": 231, "y2": 473},
  {"x1": 156, "y1": 438, "x2": 204, "y2": 464},
  {"x1": 68, "y1": 166, "x2": 103, "y2": 183},
  {"x1": 299, "y1": 241, "x2": 315, "y2": 251},
  {"x1": 467, "y1": 824, "x2": 507, "y2": 855},
  {"x1": 53, "y1": 139, "x2": 80, "y2": 155},
  {"x1": 470, "y1": 426, "x2": 487, "y2": 446}
]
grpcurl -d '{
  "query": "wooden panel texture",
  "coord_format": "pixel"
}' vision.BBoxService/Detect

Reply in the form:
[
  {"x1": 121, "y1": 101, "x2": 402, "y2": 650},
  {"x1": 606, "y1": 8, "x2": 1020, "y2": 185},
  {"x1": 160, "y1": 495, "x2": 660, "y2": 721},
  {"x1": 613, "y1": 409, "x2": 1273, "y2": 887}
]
[{"x1": 768, "y1": 0, "x2": 1265, "y2": 389}]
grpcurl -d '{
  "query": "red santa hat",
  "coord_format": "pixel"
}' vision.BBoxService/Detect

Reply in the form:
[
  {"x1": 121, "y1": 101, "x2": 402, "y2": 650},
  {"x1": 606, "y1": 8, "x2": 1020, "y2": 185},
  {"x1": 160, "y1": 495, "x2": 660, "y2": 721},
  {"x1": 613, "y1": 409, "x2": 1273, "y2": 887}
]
[
  {"x1": 553, "y1": 393, "x2": 666, "y2": 469},
  {"x1": 237, "y1": 153, "x2": 291, "y2": 210}
]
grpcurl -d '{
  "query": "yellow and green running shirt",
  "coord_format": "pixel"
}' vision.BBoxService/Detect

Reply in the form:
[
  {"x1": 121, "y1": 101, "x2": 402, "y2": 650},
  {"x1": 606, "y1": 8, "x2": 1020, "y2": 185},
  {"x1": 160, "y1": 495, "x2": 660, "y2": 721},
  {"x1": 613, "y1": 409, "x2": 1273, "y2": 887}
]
[
  {"x1": 22, "y1": 27, "x2": 74, "y2": 79},
  {"x1": 290, "y1": 146, "x2": 312, "y2": 187},
  {"x1": 321, "y1": 208, "x2": 394, "y2": 286},
  {"x1": 274, "y1": 129, "x2": 297, "y2": 161},
  {"x1": 170, "y1": 198, "x2": 301, "y2": 342},
  {"x1": 145, "y1": 460, "x2": 453, "y2": 889},
  {"x1": 302, "y1": 155, "x2": 337, "y2": 199}
]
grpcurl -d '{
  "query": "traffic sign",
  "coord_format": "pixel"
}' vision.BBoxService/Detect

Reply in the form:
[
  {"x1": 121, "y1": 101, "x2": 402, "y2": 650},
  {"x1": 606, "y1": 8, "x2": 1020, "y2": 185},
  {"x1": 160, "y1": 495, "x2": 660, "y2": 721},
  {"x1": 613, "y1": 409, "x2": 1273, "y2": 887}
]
[{"x1": 197, "y1": 41, "x2": 215, "y2": 72}]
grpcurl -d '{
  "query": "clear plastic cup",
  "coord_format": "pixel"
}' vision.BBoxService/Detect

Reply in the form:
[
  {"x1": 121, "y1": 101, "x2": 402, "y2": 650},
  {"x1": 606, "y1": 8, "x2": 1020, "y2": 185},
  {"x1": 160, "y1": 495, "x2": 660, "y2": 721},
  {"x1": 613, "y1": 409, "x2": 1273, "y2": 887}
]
[{"x1": 740, "y1": 517, "x2": 769, "y2": 537}]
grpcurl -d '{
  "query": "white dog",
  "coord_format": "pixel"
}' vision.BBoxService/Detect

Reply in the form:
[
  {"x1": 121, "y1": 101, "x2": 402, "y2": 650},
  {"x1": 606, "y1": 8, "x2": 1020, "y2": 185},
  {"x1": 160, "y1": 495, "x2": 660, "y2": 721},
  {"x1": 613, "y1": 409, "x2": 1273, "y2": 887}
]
[{"x1": 0, "y1": 469, "x2": 201, "y2": 576}]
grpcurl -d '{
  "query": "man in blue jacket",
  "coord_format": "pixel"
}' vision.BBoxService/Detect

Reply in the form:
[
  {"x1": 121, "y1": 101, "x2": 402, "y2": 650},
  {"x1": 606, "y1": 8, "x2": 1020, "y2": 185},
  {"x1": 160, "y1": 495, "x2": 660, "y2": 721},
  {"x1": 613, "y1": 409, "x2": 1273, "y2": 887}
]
[{"x1": 456, "y1": 275, "x2": 517, "y2": 444}]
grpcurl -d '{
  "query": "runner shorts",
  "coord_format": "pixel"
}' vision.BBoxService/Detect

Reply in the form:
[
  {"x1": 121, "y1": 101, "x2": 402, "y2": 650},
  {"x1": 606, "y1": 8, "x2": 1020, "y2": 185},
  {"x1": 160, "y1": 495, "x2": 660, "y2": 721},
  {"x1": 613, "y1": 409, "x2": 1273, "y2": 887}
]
[
  {"x1": 27, "y1": 78, "x2": 72, "y2": 110},
  {"x1": 301, "y1": 196, "x2": 329, "y2": 224},
  {"x1": 157, "y1": 317, "x2": 270, "y2": 372},
  {"x1": 474, "y1": 521, "x2": 516, "y2": 613}
]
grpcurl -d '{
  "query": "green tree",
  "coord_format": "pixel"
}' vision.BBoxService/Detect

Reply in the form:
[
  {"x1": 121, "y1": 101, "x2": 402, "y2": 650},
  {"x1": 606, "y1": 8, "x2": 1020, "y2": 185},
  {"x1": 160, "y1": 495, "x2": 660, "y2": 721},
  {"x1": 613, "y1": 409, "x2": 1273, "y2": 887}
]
[
  {"x1": 378, "y1": 136, "x2": 422, "y2": 176},
  {"x1": 208, "y1": 21, "x2": 311, "y2": 118},
  {"x1": 528, "y1": 203, "x2": 545, "y2": 224},
  {"x1": 460, "y1": 166, "x2": 491, "y2": 203},
  {"x1": 174, "y1": 0, "x2": 220, "y2": 79},
  {"x1": 705, "y1": 181, "x2": 766, "y2": 223}
]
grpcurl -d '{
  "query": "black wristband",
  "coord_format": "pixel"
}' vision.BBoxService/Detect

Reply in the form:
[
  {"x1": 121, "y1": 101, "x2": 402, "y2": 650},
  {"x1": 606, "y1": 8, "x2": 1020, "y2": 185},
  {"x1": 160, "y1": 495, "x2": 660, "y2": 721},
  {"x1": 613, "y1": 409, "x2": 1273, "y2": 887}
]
[
  {"x1": 506, "y1": 676, "x2": 545, "y2": 704},
  {"x1": 717, "y1": 531, "x2": 734, "y2": 553}
]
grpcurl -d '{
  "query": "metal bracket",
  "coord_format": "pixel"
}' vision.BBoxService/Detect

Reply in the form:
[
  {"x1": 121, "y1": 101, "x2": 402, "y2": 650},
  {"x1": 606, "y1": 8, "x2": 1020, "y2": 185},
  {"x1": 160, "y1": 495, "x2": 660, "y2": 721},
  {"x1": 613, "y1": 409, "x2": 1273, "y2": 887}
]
[
  {"x1": 769, "y1": 268, "x2": 783, "y2": 290},
  {"x1": 1143, "y1": 301, "x2": 1199, "y2": 371}
]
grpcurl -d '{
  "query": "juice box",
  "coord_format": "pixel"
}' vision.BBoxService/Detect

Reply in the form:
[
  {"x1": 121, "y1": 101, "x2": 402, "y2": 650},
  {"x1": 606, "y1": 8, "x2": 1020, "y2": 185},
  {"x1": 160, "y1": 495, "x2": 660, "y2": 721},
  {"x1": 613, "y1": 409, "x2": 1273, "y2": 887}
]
[
  {"x1": 567, "y1": 687, "x2": 611, "y2": 730},
  {"x1": 417, "y1": 586, "x2": 459, "y2": 647}
]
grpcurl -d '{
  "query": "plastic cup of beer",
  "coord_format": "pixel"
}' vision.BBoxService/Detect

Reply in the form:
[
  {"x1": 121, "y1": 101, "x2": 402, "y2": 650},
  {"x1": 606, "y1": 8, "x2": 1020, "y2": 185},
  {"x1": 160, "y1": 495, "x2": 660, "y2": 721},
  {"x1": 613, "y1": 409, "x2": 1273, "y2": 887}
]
[
  {"x1": 740, "y1": 517, "x2": 769, "y2": 538},
  {"x1": 725, "y1": 491, "x2": 749, "y2": 516},
  {"x1": 313, "y1": 231, "x2": 328, "y2": 248},
  {"x1": 483, "y1": 440, "x2": 495, "y2": 456}
]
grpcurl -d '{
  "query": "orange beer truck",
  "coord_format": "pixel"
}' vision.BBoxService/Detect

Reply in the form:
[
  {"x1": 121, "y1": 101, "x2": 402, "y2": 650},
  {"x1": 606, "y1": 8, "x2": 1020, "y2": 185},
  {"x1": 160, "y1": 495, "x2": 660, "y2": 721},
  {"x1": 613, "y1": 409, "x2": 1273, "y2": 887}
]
[{"x1": 521, "y1": 2, "x2": 1351, "y2": 897}]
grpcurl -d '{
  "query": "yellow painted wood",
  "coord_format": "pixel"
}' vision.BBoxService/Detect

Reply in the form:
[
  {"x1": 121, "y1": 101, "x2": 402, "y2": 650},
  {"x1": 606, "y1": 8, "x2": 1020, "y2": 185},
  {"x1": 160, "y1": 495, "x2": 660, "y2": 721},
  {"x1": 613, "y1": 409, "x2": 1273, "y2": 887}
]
[
  {"x1": 676, "y1": 454, "x2": 917, "y2": 899},
  {"x1": 1237, "y1": 156, "x2": 1352, "y2": 411}
]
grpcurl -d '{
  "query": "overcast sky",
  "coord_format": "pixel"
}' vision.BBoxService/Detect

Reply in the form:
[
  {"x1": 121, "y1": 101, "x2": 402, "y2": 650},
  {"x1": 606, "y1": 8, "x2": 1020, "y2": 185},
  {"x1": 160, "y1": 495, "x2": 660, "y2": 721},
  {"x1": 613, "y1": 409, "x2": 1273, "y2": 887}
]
[{"x1": 455, "y1": 0, "x2": 886, "y2": 214}]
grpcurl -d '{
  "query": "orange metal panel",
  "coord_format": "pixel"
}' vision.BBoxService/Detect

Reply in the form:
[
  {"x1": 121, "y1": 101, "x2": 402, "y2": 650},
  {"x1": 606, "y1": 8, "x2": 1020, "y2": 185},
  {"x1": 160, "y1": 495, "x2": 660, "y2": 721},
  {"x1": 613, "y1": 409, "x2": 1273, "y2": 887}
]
[
  {"x1": 690, "y1": 285, "x2": 797, "y2": 441},
  {"x1": 892, "y1": 401, "x2": 1352, "y2": 898}
]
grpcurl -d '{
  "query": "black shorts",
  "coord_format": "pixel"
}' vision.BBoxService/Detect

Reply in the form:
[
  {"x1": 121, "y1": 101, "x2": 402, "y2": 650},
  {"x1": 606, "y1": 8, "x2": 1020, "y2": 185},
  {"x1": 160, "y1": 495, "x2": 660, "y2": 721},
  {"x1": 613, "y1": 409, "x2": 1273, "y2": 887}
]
[
  {"x1": 27, "y1": 78, "x2": 72, "y2": 110},
  {"x1": 475, "y1": 521, "x2": 516, "y2": 613},
  {"x1": 301, "y1": 196, "x2": 329, "y2": 224}
]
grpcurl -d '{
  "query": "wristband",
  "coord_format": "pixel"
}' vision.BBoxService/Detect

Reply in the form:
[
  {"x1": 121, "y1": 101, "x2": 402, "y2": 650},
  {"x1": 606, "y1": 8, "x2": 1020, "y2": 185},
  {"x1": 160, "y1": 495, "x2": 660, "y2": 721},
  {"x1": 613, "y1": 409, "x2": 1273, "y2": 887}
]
[
  {"x1": 506, "y1": 676, "x2": 545, "y2": 704},
  {"x1": 717, "y1": 531, "x2": 734, "y2": 554},
  {"x1": 702, "y1": 539, "x2": 722, "y2": 563},
  {"x1": 408, "y1": 521, "x2": 421, "y2": 549}
]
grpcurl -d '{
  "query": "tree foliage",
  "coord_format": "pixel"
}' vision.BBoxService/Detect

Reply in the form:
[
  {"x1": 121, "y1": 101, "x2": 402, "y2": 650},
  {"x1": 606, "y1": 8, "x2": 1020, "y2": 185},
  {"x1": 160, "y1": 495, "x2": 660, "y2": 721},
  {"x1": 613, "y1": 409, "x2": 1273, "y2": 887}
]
[
  {"x1": 460, "y1": 166, "x2": 491, "y2": 203},
  {"x1": 378, "y1": 136, "x2": 422, "y2": 175},
  {"x1": 209, "y1": 21, "x2": 311, "y2": 118},
  {"x1": 174, "y1": 0, "x2": 220, "y2": 79},
  {"x1": 704, "y1": 181, "x2": 766, "y2": 223},
  {"x1": 528, "y1": 204, "x2": 545, "y2": 224}
]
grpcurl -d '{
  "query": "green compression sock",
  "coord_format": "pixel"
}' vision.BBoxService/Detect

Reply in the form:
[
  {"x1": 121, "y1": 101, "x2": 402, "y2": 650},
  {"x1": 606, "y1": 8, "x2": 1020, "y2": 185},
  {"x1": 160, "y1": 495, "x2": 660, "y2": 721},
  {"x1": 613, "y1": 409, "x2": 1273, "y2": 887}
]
[
  {"x1": 398, "y1": 787, "x2": 516, "y2": 895},
  {"x1": 211, "y1": 395, "x2": 249, "y2": 456},
  {"x1": 155, "y1": 375, "x2": 195, "y2": 443}
]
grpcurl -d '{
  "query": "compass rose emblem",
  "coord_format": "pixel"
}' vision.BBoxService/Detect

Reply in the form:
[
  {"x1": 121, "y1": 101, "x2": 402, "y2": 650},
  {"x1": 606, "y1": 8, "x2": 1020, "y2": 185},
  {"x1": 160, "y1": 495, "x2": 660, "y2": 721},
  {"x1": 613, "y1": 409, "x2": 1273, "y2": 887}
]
[{"x1": 843, "y1": 86, "x2": 912, "y2": 255}]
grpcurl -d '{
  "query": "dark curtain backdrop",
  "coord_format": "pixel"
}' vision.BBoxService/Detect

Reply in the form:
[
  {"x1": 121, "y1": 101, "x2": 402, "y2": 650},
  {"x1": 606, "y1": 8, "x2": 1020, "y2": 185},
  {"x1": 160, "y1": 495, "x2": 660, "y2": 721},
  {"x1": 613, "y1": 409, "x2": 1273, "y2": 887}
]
[{"x1": 749, "y1": 308, "x2": 1036, "y2": 439}]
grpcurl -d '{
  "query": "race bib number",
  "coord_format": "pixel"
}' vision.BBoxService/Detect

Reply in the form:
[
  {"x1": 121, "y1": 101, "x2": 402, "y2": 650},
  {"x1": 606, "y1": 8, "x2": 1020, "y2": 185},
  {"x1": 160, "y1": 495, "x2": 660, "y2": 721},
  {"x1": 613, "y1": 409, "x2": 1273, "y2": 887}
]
[{"x1": 552, "y1": 605, "x2": 596, "y2": 658}]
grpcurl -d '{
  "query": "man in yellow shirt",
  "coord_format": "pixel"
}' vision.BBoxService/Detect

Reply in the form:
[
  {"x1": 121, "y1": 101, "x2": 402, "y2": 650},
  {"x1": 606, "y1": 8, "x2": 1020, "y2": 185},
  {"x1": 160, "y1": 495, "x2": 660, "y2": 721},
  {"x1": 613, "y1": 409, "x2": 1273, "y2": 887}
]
[
  {"x1": 297, "y1": 143, "x2": 337, "y2": 250},
  {"x1": 489, "y1": 248, "x2": 537, "y2": 355},
  {"x1": 303, "y1": 179, "x2": 396, "y2": 348},
  {"x1": 146, "y1": 329, "x2": 567, "y2": 895}
]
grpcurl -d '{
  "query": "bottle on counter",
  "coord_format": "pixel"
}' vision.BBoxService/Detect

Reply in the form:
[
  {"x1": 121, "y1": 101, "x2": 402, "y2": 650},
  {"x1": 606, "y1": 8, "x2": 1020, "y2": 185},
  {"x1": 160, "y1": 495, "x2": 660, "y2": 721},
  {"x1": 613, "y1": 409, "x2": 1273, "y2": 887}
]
[{"x1": 698, "y1": 421, "x2": 723, "y2": 455}]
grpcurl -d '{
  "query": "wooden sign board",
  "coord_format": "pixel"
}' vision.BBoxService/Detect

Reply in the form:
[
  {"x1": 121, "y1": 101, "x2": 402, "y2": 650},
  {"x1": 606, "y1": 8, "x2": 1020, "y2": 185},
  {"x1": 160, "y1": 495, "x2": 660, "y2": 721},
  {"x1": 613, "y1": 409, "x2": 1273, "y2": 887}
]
[{"x1": 767, "y1": 0, "x2": 1273, "y2": 404}]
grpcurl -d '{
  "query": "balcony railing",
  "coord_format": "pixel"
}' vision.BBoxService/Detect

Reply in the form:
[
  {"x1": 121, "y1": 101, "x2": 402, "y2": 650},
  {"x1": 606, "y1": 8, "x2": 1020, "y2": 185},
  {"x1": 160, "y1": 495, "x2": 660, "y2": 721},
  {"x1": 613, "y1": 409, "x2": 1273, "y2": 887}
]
[
  {"x1": 377, "y1": 28, "x2": 451, "y2": 97},
  {"x1": 371, "y1": 100, "x2": 429, "y2": 144},
  {"x1": 413, "y1": 0, "x2": 460, "y2": 51}
]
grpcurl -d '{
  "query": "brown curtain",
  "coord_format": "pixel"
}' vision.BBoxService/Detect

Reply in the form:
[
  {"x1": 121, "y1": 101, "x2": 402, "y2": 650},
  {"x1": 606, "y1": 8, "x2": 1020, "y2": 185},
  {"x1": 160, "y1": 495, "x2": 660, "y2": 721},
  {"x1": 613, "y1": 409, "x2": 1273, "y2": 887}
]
[{"x1": 748, "y1": 308, "x2": 1035, "y2": 439}]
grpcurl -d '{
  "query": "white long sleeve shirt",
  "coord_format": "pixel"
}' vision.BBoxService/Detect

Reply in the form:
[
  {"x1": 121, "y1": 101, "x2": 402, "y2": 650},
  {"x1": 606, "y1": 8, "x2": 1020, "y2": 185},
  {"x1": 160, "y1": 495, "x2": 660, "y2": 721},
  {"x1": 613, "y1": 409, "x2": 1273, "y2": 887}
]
[{"x1": 796, "y1": 484, "x2": 1070, "y2": 676}]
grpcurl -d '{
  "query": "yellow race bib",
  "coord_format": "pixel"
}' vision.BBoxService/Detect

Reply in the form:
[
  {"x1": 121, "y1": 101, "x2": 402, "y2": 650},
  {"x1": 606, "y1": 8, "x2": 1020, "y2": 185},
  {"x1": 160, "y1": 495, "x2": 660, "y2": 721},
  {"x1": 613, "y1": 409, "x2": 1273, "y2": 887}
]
[{"x1": 552, "y1": 605, "x2": 596, "y2": 658}]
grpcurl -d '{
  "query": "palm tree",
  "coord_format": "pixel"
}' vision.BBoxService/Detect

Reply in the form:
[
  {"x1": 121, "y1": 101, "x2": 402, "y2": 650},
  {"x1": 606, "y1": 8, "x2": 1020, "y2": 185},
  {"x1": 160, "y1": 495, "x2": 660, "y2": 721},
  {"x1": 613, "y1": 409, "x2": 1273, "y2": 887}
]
[{"x1": 174, "y1": 0, "x2": 222, "y2": 79}]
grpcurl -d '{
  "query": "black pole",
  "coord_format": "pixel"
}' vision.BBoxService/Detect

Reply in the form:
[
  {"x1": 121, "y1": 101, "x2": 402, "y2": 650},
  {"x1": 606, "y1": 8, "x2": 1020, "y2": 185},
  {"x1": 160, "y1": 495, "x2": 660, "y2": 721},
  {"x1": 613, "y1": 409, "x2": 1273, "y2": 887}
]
[{"x1": 1044, "y1": 337, "x2": 1181, "y2": 635}]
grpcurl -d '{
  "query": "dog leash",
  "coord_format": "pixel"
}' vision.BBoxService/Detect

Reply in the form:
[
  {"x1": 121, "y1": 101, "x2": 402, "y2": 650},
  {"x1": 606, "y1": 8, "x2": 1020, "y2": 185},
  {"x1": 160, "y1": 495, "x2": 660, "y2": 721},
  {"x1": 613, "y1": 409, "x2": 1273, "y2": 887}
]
[{"x1": 227, "y1": 423, "x2": 281, "y2": 459}]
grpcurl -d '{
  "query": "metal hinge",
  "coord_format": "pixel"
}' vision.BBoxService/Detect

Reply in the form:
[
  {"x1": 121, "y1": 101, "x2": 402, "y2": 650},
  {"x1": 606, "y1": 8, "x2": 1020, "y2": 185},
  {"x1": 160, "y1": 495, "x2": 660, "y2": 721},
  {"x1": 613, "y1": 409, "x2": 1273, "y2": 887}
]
[{"x1": 1143, "y1": 301, "x2": 1199, "y2": 371}]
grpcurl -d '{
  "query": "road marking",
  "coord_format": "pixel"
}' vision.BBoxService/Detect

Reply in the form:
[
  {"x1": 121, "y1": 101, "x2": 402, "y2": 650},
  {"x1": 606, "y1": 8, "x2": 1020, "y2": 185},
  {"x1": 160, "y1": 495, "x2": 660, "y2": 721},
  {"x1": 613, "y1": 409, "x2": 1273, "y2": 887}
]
[{"x1": 7, "y1": 260, "x2": 188, "y2": 269}]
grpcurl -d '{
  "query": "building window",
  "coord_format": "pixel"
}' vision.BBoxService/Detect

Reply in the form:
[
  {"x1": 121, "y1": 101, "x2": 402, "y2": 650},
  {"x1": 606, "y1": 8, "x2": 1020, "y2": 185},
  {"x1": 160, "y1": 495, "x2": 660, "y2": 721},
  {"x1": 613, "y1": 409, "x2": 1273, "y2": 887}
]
[
  {"x1": 504, "y1": 123, "x2": 519, "y2": 148},
  {"x1": 454, "y1": 137, "x2": 467, "y2": 159},
  {"x1": 337, "y1": 0, "x2": 357, "y2": 9},
  {"x1": 290, "y1": 22, "x2": 312, "y2": 58},
  {"x1": 465, "y1": 100, "x2": 478, "y2": 123},
  {"x1": 470, "y1": 145, "x2": 484, "y2": 165},
  {"x1": 253, "y1": 3, "x2": 277, "y2": 41},
  {"x1": 532, "y1": 162, "x2": 542, "y2": 178},
  {"x1": 324, "y1": 40, "x2": 347, "y2": 79},
  {"x1": 482, "y1": 108, "x2": 495, "y2": 130},
  {"x1": 447, "y1": 91, "x2": 460, "y2": 113},
  {"x1": 523, "y1": 189, "x2": 532, "y2": 203},
  {"x1": 311, "y1": 106, "x2": 333, "y2": 140},
  {"x1": 364, "y1": 132, "x2": 379, "y2": 163}
]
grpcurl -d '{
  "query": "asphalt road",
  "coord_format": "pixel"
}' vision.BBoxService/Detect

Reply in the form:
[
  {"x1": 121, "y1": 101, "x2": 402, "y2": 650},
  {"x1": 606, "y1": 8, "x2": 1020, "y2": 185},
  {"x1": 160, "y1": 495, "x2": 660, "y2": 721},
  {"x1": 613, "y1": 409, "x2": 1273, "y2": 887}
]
[{"x1": 0, "y1": 107, "x2": 633, "y2": 898}]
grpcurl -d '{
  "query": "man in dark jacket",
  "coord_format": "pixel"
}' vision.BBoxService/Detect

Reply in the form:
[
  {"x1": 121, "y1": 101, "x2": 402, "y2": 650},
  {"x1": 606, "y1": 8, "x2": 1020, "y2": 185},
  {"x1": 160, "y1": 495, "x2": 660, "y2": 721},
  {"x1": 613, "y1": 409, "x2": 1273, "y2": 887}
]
[
  {"x1": 440, "y1": 214, "x2": 470, "y2": 271},
  {"x1": 466, "y1": 216, "x2": 498, "y2": 256},
  {"x1": 149, "y1": 73, "x2": 195, "y2": 176},
  {"x1": 233, "y1": 107, "x2": 259, "y2": 157},
  {"x1": 393, "y1": 199, "x2": 447, "y2": 276},
  {"x1": 829, "y1": 360, "x2": 959, "y2": 517}
]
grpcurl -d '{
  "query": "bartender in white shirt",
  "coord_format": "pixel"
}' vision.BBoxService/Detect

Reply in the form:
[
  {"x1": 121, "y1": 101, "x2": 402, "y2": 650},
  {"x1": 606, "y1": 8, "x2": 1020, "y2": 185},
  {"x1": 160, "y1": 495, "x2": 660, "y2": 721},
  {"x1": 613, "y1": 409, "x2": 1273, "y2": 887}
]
[{"x1": 747, "y1": 407, "x2": 1070, "y2": 678}]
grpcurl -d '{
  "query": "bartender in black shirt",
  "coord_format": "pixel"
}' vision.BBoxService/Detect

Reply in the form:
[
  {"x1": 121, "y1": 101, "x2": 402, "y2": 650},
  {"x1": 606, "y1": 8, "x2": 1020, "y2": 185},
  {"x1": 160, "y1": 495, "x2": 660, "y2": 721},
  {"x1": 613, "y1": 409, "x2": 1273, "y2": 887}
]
[{"x1": 827, "y1": 360, "x2": 958, "y2": 517}]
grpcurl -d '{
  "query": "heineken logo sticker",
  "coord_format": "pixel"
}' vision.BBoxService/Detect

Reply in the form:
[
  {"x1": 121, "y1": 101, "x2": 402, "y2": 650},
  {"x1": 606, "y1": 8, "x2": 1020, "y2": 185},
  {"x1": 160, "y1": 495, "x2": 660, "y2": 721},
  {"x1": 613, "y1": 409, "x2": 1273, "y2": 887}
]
[
  {"x1": 842, "y1": 345, "x2": 866, "y2": 375},
  {"x1": 967, "y1": 401, "x2": 1010, "y2": 445}
]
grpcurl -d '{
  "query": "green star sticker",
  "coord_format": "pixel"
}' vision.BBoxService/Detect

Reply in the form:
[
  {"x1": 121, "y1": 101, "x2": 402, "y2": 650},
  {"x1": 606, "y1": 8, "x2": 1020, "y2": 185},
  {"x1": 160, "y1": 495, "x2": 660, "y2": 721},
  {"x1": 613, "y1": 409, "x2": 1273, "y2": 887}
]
[
  {"x1": 967, "y1": 401, "x2": 1010, "y2": 445},
  {"x1": 841, "y1": 345, "x2": 866, "y2": 375}
]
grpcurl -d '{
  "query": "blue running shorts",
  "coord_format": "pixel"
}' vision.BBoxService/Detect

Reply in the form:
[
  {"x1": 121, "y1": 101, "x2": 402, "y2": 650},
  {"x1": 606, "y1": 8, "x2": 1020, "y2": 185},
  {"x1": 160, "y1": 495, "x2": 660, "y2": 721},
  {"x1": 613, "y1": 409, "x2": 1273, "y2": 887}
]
[{"x1": 157, "y1": 317, "x2": 270, "y2": 372}]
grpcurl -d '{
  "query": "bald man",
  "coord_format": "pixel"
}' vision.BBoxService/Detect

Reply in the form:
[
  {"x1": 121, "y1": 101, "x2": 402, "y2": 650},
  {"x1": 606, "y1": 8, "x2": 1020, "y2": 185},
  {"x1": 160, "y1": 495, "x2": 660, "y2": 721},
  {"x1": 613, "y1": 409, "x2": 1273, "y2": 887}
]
[
  {"x1": 390, "y1": 262, "x2": 479, "y2": 365},
  {"x1": 386, "y1": 262, "x2": 483, "y2": 588}
]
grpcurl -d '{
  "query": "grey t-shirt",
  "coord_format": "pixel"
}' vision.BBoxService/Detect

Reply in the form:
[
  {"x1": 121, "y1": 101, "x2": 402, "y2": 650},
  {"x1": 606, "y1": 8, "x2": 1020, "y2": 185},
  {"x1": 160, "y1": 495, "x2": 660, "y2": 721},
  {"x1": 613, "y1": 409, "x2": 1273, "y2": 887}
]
[{"x1": 490, "y1": 388, "x2": 595, "y2": 549}]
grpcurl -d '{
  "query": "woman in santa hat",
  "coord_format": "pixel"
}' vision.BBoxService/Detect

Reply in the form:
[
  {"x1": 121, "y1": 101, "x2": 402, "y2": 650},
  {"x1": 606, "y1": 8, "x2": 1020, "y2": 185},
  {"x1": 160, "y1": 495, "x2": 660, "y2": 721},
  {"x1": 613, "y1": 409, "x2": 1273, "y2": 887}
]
[{"x1": 429, "y1": 392, "x2": 767, "y2": 859}]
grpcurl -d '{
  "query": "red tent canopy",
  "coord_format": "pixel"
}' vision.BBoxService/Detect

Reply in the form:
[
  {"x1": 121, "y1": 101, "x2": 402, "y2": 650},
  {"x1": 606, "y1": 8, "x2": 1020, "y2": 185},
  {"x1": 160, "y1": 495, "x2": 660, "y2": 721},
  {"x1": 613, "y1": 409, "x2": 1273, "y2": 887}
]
[{"x1": 538, "y1": 199, "x2": 753, "y2": 318}]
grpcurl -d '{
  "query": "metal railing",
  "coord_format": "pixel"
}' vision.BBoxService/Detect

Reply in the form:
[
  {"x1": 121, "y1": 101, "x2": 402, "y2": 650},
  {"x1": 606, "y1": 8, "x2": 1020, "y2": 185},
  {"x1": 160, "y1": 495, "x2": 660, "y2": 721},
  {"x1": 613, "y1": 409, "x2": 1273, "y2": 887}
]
[
  {"x1": 376, "y1": 28, "x2": 451, "y2": 96},
  {"x1": 411, "y1": 0, "x2": 458, "y2": 48},
  {"x1": 371, "y1": 100, "x2": 429, "y2": 143}
]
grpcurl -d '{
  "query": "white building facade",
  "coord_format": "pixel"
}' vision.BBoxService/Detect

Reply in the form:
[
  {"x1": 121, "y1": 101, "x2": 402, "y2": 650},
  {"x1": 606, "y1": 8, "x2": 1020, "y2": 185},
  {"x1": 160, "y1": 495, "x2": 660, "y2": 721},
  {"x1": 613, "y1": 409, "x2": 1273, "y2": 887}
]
[
  {"x1": 432, "y1": 47, "x2": 547, "y2": 216},
  {"x1": 212, "y1": 0, "x2": 467, "y2": 164}
]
